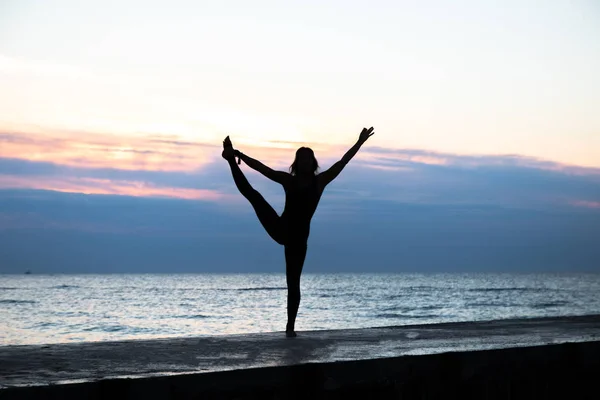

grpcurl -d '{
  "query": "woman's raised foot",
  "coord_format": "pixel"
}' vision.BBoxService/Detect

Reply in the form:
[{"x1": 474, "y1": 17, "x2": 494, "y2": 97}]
[{"x1": 222, "y1": 136, "x2": 235, "y2": 161}]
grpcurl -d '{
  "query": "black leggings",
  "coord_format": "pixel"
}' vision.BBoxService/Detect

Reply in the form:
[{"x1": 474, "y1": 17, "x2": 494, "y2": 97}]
[{"x1": 227, "y1": 159, "x2": 306, "y2": 331}]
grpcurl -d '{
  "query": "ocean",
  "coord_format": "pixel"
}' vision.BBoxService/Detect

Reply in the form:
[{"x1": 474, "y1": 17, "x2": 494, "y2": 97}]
[{"x1": 1, "y1": 273, "x2": 599, "y2": 346}]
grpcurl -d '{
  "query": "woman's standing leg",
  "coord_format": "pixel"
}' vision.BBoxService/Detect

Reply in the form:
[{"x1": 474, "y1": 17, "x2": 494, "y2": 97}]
[{"x1": 284, "y1": 244, "x2": 307, "y2": 337}]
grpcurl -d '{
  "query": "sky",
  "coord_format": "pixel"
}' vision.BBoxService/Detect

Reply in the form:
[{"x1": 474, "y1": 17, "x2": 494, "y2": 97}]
[{"x1": 0, "y1": 0, "x2": 599, "y2": 273}]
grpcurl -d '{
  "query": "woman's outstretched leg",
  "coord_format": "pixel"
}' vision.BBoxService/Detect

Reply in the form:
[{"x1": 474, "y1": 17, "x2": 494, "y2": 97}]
[
  {"x1": 223, "y1": 136, "x2": 284, "y2": 245},
  {"x1": 284, "y1": 244, "x2": 307, "y2": 337}
]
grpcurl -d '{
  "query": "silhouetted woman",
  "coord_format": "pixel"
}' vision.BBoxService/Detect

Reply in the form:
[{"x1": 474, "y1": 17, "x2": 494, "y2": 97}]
[{"x1": 222, "y1": 127, "x2": 375, "y2": 337}]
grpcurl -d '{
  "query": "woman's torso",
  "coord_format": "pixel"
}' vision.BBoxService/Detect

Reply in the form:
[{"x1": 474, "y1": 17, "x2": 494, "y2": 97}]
[{"x1": 281, "y1": 175, "x2": 323, "y2": 241}]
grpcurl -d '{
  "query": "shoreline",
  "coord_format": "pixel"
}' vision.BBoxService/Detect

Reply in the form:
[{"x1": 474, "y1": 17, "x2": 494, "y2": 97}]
[{"x1": 1, "y1": 314, "x2": 600, "y2": 399}]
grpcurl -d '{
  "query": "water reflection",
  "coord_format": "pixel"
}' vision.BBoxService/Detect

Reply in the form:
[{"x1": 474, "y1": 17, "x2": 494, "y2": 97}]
[{"x1": 1, "y1": 273, "x2": 599, "y2": 345}]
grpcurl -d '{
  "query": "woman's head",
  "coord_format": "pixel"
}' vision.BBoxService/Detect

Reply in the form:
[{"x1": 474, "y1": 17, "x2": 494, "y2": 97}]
[{"x1": 290, "y1": 147, "x2": 319, "y2": 176}]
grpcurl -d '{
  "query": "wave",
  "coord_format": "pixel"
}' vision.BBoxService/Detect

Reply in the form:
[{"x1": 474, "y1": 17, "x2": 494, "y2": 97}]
[
  {"x1": 33, "y1": 322, "x2": 59, "y2": 328},
  {"x1": 467, "y1": 287, "x2": 552, "y2": 292},
  {"x1": 0, "y1": 287, "x2": 19, "y2": 290},
  {"x1": 52, "y1": 310, "x2": 91, "y2": 317},
  {"x1": 420, "y1": 305, "x2": 444, "y2": 310},
  {"x1": 408, "y1": 285, "x2": 445, "y2": 290},
  {"x1": 236, "y1": 287, "x2": 286, "y2": 291},
  {"x1": 467, "y1": 302, "x2": 523, "y2": 307},
  {"x1": 0, "y1": 299, "x2": 36, "y2": 304},
  {"x1": 532, "y1": 301, "x2": 569, "y2": 308},
  {"x1": 375, "y1": 313, "x2": 439, "y2": 319},
  {"x1": 171, "y1": 314, "x2": 210, "y2": 319},
  {"x1": 50, "y1": 284, "x2": 80, "y2": 289},
  {"x1": 381, "y1": 305, "x2": 442, "y2": 312},
  {"x1": 211, "y1": 287, "x2": 286, "y2": 292},
  {"x1": 83, "y1": 325, "x2": 126, "y2": 332},
  {"x1": 79, "y1": 324, "x2": 175, "y2": 335},
  {"x1": 385, "y1": 293, "x2": 443, "y2": 300},
  {"x1": 386, "y1": 294, "x2": 405, "y2": 300}
]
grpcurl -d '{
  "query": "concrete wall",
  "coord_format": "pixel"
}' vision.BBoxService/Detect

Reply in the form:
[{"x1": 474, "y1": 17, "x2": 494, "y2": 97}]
[{"x1": 2, "y1": 341, "x2": 599, "y2": 400}]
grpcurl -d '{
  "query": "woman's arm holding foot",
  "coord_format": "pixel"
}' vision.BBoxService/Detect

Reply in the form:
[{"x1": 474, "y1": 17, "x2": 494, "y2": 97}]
[{"x1": 237, "y1": 151, "x2": 291, "y2": 186}]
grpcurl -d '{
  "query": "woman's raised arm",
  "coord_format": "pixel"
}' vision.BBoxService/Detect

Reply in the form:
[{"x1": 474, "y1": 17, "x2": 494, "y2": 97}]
[{"x1": 318, "y1": 127, "x2": 375, "y2": 187}]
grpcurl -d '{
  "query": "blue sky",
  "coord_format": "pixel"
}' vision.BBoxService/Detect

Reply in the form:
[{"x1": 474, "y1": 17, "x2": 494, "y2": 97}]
[{"x1": 0, "y1": 1, "x2": 599, "y2": 272}]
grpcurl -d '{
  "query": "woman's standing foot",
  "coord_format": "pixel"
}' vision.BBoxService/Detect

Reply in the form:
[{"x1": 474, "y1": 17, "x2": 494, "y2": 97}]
[{"x1": 286, "y1": 322, "x2": 297, "y2": 338}]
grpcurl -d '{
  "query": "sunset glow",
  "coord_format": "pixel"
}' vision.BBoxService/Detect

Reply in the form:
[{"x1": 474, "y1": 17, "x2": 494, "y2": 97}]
[
  {"x1": 0, "y1": 175, "x2": 228, "y2": 201},
  {"x1": 1, "y1": 0, "x2": 599, "y2": 206},
  {"x1": 0, "y1": 127, "x2": 218, "y2": 171}
]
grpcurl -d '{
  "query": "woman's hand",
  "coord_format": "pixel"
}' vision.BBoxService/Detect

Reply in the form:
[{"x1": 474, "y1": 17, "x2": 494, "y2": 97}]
[
  {"x1": 234, "y1": 150, "x2": 242, "y2": 164},
  {"x1": 358, "y1": 127, "x2": 375, "y2": 144}
]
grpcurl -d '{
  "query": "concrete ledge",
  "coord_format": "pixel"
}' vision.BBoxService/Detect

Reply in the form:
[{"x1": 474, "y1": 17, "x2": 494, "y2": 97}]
[{"x1": 2, "y1": 340, "x2": 599, "y2": 400}]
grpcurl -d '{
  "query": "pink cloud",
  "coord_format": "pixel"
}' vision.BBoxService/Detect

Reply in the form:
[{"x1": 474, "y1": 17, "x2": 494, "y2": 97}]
[
  {"x1": 0, "y1": 128, "x2": 219, "y2": 172},
  {"x1": 0, "y1": 127, "x2": 324, "y2": 173},
  {"x1": 3, "y1": 126, "x2": 599, "y2": 208},
  {"x1": 358, "y1": 146, "x2": 600, "y2": 176},
  {"x1": 0, "y1": 175, "x2": 232, "y2": 201},
  {"x1": 571, "y1": 200, "x2": 600, "y2": 209}
]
